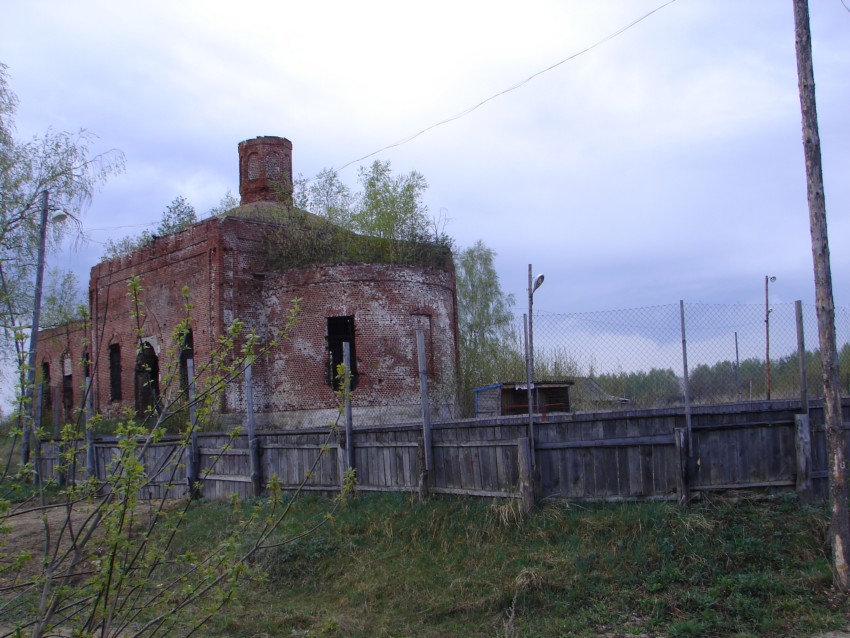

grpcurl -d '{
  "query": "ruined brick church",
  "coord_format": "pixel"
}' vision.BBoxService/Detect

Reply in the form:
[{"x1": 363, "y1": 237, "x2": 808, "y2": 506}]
[{"x1": 36, "y1": 136, "x2": 460, "y2": 429}]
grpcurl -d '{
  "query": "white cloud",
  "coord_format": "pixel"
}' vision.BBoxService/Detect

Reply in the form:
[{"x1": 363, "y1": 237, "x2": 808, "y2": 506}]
[{"x1": 1, "y1": 0, "x2": 848, "y2": 323}]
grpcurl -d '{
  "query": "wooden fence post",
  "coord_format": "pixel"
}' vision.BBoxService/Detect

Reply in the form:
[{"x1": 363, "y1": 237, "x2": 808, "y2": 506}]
[
  {"x1": 795, "y1": 414, "x2": 813, "y2": 502},
  {"x1": 416, "y1": 330, "x2": 434, "y2": 474},
  {"x1": 417, "y1": 439, "x2": 429, "y2": 504},
  {"x1": 245, "y1": 362, "x2": 262, "y2": 497},
  {"x1": 517, "y1": 437, "x2": 535, "y2": 514},
  {"x1": 674, "y1": 427, "x2": 690, "y2": 505}
]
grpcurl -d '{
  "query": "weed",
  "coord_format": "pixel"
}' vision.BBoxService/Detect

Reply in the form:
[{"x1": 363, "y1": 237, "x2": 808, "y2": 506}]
[{"x1": 6, "y1": 492, "x2": 844, "y2": 637}]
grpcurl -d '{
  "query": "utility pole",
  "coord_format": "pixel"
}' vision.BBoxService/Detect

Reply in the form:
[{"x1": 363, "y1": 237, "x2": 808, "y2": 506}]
[{"x1": 792, "y1": 0, "x2": 849, "y2": 590}]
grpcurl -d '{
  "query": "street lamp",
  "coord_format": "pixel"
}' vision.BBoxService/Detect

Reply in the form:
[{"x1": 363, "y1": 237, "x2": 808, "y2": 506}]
[
  {"x1": 21, "y1": 190, "x2": 67, "y2": 464},
  {"x1": 765, "y1": 275, "x2": 777, "y2": 401},
  {"x1": 525, "y1": 264, "x2": 544, "y2": 460}
]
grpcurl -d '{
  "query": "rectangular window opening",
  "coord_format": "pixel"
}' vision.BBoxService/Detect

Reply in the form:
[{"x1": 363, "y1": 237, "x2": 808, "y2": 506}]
[
  {"x1": 327, "y1": 316, "x2": 357, "y2": 390},
  {"x1": 62, "y1": 352, "x2": 73, "y2": 420},
  {"x1": 109, "y1": 343, "x2": 122, "y2": 401},
  {"x1": 41, "y1": 362, "x2": 52, "y2": 410}
]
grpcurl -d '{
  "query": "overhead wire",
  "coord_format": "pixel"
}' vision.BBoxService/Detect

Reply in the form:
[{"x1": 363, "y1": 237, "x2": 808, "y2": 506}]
[
  {"x1": 333, "y1": 0, "x2": 679, "y2": 173},
  {"x1": 70, "y1": 1, "x2": 680, "y2": 238}
]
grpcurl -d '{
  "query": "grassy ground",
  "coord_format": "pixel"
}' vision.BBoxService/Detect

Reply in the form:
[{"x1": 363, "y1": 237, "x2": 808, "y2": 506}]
[{"x1": 164, "y1": 491, "x2": 848, "y2": 638}]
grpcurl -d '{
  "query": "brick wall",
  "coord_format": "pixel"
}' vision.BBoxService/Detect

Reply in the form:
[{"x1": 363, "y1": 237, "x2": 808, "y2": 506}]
[
  {"x1": 88, "y1": 218, "x2": 224, "y2": 419},
  {"x1": 247, "y1": 262, "x2": 460, "y2": 428},
  {"x1": 34, "y1": 321, "x2": 88, "y2": 434},
  {"x1": 72, "y1": 213, "x2": 459, "y2": 429},
  {"x1": 238, "y1": 136, "x2": 293, "y2": 206}
]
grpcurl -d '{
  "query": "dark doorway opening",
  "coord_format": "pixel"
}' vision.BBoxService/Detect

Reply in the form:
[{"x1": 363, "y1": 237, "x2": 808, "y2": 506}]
[{"x1": 135, "y1": 342, "x2": 160, "y2": 416}]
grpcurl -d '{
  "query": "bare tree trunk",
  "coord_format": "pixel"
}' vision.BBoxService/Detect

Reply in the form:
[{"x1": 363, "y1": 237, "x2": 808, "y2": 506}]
[{"x1": 792, "y1": 0, "x2": 850, "y2": 590}]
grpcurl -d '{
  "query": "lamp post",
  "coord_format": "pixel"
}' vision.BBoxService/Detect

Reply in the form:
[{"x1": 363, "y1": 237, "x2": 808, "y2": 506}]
[
  {"x1": 21, "y1": 190, "x2": 67, "y2": 464},
  {"x1": 765, "y1": 275, "x2": 777, "y2": 401},
  {"x1": 525, "y1": 264, "x2": 544, "y2": 461}
]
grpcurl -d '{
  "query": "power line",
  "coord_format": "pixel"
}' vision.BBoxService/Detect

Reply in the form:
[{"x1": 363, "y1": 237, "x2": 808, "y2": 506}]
[{"x1": 334, "y1": 0, "x2": 679, "y2": 173}]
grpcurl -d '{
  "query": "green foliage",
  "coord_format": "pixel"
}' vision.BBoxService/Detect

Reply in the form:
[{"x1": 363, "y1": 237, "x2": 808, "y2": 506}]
[
  {"x1": 206, "y1": 190, "x2": 239, "y2": 217},
  {"x1": 277, "y1": 160, "x2": 452, "y2": 270},
  {"x1": 294, "y1": 168, "x2": 355, "y2": 230},
  {"x1": 39, "y1": 267, "x2": 86, "y2": 329},
  {"x1": 593, "y1": 367, "x2": 683, "y2": 408},
  {"x1": 102, "y1": 195, "x2": 198, "y2": 260},
  {"x1": 0, "y1": 277, "x2": 349, "y2": 637},
  {"x1": 679, "y1": 343, "x2": 850, "y2": 405},
  {"x1": 101, "y1": 232, "x2": 150, "y2": 260},
  {"x1": 0, "y1": 63, "x2": 124, "y2": 379},
  {"x1": 123, "y1": 493, "x2": 847, "y2": 638},
  {"x1": 455, "y1": 241, "x2": 520, "y2": 415},
  {"x1": 157, "y1": 195, "x2": 197, "y2": 236},
  {"x1": 353, "y1": 160, "x2": 435, "y2": 257}
]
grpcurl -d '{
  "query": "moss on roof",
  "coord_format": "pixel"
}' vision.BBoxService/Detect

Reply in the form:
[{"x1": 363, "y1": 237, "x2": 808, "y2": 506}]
[{"x1": 220, "y1": 201, "x2": 453, "y2": 272}]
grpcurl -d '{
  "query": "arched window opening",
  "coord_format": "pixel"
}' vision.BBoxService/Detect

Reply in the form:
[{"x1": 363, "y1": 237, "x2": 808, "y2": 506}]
[{"x1": 135, "y1": 342, "x2": 160, "y2": 417}]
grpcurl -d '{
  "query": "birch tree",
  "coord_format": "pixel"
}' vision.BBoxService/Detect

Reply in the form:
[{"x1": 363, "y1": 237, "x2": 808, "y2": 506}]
[
  {"x1": 0, "y1": 63, "x2": 125, "y2": 373},
  {"x1": 455, "y1": 241, "x2": 519, "y2": 414}
]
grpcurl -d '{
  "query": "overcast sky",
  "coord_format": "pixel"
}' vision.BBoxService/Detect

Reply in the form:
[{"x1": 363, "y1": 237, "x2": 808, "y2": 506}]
[{"x1": 3, "y1": 1, "x2": 849, "y2": 319}]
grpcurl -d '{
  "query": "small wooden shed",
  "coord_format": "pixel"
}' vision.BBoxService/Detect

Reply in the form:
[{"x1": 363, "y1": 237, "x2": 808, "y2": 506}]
[{"x1": 473, "y1": 381, "x2": 574, "y2": 418}]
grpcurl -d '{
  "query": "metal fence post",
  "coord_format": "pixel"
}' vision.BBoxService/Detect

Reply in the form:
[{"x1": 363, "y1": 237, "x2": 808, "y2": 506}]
[
  {"x1": 343, "y1": 342, "x2": 354, "y2": 470},
  {"x1": 245, "y1": 362, "x2": 262, "y2": 497},
  {"x1": 524, "y1": 314, "x2": 535, "y2": 467},
  {"x1": 796, "y1": 301, "x2": 809, "y2": 414},
  {"x1": 679, "y1": 301, "x2": 693, "y2": 450}
]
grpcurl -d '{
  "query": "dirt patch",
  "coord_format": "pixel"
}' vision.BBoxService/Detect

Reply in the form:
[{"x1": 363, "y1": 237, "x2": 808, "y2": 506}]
[
  {"x1": 1, "y1": 499, "x2": 171, "y2": 587},
  {"x1": 1, "y1": 501, "x2": 103, "y2": 584}
]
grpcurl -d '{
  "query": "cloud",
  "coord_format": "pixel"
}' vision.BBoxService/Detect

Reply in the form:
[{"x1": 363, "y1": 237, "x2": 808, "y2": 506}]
[{"x1": 2, "y1": 0, "x2": 848, "y2": 323}]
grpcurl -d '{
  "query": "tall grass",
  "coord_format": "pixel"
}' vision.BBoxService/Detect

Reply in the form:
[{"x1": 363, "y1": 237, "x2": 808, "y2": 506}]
[{"x1": 163, "y1": 492, "x2": 846, "y2": 638}]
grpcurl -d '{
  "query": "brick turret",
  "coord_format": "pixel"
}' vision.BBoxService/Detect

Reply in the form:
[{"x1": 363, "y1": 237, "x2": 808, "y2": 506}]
[{"x1": 238, "y1": 136, "x2": 293, "y2": 206}]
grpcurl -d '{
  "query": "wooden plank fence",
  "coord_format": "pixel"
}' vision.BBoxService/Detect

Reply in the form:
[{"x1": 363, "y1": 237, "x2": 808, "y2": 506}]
[{"x1": 36, "y1": 398, "x2": 850, "y2": 506}]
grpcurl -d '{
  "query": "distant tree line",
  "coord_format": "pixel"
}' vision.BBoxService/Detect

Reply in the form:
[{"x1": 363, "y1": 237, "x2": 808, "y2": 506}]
[{"x1": 688, "y1": 342, "x2": 850, "y2": 403}]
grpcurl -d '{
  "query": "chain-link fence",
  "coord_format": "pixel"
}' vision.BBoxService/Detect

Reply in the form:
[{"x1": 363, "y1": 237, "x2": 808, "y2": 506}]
[
  {"x1": 526, "y1": 302, "x2": 850, "y2": 411},
  {"x1": 202, "y1": 302, "x2": 850, "y2": 426}
]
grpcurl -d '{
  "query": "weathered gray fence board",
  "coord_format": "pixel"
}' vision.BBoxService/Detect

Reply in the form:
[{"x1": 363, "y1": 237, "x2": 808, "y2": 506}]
[{"x1": 34, "y1": 399, "x2": 850, "y2": 503}]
